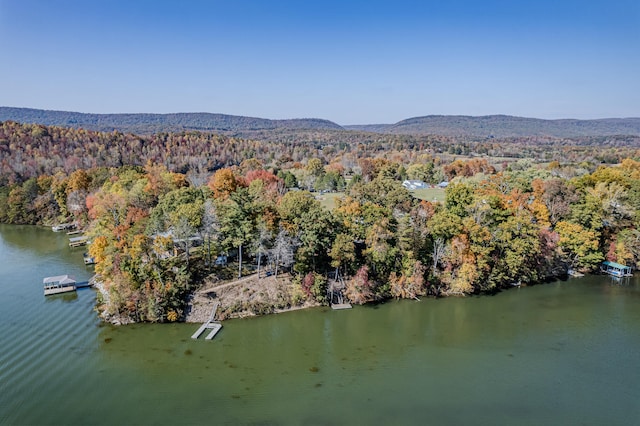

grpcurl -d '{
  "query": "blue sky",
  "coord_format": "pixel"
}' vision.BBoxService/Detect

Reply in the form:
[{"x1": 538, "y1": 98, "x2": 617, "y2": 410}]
[{"x1": 0, "y1": 0, "x2": 638, "y2": 124}]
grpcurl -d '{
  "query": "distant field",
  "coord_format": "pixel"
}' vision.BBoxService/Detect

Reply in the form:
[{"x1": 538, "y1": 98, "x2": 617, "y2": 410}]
[
  {"x1": 316, "y1": 192, "x2": 345, "y2": 210},
  {"x1": 411, "y1": 187, "x2": 446, "y2": 202}
]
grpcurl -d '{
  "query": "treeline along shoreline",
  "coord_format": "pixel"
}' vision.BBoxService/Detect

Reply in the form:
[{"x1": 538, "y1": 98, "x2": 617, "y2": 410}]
[{"x1": 1, "y1": 120, "x2": 639, "y2": 323}]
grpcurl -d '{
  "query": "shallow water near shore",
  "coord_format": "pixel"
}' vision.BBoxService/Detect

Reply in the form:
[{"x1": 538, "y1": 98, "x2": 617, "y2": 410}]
[{"x1": 1, "y1": 224, "x2": 639, "y2": 425}]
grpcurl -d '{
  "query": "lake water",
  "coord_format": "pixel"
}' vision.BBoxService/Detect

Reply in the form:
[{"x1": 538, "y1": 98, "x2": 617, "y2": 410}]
[{"x1": 1, "y1": 224, "x2": 639, "y2": 425}]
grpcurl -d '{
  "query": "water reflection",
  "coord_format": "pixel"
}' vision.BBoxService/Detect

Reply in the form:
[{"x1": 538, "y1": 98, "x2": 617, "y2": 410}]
[
  {"x1": 44, "y1": 291, "x2": 79, "y2": 303},
  {"x1": 606, "y1": 275, "x2": 633, "y2": 286}
]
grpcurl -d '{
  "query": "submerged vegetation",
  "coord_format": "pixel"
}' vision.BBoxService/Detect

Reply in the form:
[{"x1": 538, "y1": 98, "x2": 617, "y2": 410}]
[{"x1": 1, "y1": 120, "x2": 640, "y2": 323}]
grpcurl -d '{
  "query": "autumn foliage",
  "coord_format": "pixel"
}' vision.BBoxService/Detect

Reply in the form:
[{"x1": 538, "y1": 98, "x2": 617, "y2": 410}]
[{"x1": 2, "y1": 119, "x2": 640, "y2": 322}]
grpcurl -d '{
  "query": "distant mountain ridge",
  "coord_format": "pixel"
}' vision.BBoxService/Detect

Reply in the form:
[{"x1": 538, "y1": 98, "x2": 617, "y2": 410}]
[
  {"x1": 1, "y1": 107, "x2": 639, "y2": 138},
  {"x1": 379, "y1": 115, "x2": 640, "y2": 138},
  {"x1": 0, "y1": 107, "x2": 344, "y2": 134}
]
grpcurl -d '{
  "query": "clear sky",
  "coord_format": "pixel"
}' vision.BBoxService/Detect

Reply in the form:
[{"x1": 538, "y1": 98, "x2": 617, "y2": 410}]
[{"x1": 0, "y1": 0, "x2": 638, "y2": 124}]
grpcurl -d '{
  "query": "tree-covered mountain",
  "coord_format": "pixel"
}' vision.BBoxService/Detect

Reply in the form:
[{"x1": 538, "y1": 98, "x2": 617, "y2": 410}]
[
  {"x1": 3, "y1": 107, "x2": 640, "y2": 139},
  {"x1": 381, "y1": 115, "x2": 640, "y2": 138},
  {"x1": 0, "y1": 107, "x2": 344, "y2": 135}
]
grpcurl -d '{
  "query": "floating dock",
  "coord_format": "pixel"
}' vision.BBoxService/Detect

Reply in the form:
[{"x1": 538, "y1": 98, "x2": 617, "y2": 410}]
[
  {"x1": 192, "y1": 322, "x2": 222, "y2": 340},
  {"x1": 191, "y1": 302, "x2": 222, "y2": 340},
  {"x1": 44, "y1": 275, "x2": 76, "y2": 296},
  {"x1": 331, "y1": 303, "x2": 352, "y2": 310},
  {"x1": 52, "y1": 223, "x2": 75, "y2": 232},
  {"x1": 43, "y1": 275, "x2": 92, "y2": 296},
  {"x1": 69, "y1": 236, "x2": 89, "y2": 247},
  {"x1": 600, "y1": 261, "x2": 633, "y2": 277}
]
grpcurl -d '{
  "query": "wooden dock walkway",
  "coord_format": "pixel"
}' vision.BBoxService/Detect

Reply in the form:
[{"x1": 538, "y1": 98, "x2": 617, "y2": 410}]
[
  {"x1": 331, "y1": 303, "x2": 352, "y2": 310},
  {"x1": 191, "y1": 302, "x2": 222, "y2": 340}
]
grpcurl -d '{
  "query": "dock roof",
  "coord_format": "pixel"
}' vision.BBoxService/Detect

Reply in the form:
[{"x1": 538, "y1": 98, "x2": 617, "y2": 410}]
[
  {"x1": 602, "y1": 260, "x2": 630, "y2": 270},
  {"x1": 43, "y1": 275, "x2": 76, "y2": 285}
]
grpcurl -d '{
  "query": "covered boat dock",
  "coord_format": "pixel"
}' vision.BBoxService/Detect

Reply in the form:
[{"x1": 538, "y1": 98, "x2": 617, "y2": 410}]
[
  {"x1": 601, "y1": 261, "x2": 633, "y2": 277},
  {"x1": 69, "y1": 236, "x2": 89, "y2": 247},
  {"x1": 43, "y1": 275, "x2": 76, "y2": 295}
]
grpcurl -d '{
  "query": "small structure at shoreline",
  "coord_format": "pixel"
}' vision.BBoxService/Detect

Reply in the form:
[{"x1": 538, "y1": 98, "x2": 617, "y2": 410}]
[
  {"x1": 69, "y1": 236, "x2": 89, "y2": 247},
  {"x1": 43, "y1": 275, "x2": 93, "y2": 296},
  {"x1": 327, "y1": 272, "x2": 352, "y2": 310},
  {"x1": 52, "y1": 223, "x2": 75, "y2": 232},
  {"x1": 600, "y1": 261, "x2": 632, "y2": 277},
  {"x1": 568, "y1": 269, "x2": 584, "y2": 278},
  {"x1": 44, "y1": 275, "x2": 76, "y2": 295},
  {"x1": 331, "y1": 303, "x2": 352, "y2": 310},
  {"x1": 191, "y1": 302, "x2": 222, "y2": 340},
  {"x1": 83, "y1": 252, "x2": 95, "y2": 265}
]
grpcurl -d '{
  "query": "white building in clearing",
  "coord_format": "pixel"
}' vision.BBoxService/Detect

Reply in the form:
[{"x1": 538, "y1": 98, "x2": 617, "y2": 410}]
[{"x1": 402, "y1": 180, "x2": 427, "y2": 190}]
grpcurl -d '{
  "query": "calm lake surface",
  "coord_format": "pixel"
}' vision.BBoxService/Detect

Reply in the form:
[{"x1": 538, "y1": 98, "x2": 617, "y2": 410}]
[{"x1": 1, "y1": 224, "x2": 639, "y2": 425}]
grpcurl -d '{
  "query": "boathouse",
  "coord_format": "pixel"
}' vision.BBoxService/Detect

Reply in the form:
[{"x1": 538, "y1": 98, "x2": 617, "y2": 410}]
[
  {"x1": 52, "y1": 223, "x2": 75, "y2": 232},
  {"x1": 69, "y1": 236, "x2": 89, "y2": 247},
  {"x1": 43, "y1": 275, "x2": 77, "y2": 296},
  {"x1": 600, "y1": 261, "x2": 632, "y2": 277}
]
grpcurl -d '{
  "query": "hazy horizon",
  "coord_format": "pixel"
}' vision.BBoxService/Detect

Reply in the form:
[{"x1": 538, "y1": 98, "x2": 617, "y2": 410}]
[{"x1": 0, "y1": 0, "x2": 638, "y2": 124}]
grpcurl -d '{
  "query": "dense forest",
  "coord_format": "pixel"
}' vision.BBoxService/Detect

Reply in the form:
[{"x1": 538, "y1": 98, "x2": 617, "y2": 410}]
[
  {"x1": 1, "y1": 120, "x2": 639, "y2": 186},
  {"x1": 366, "y1": 115, "x2": 640, "y2": 138},
  {"x1": 1, "y1": 119, "x2": 640, "y2": 323},
  {"x1": 3, "y1": 107, "x2": 640, "y2": 138},
  {"x1": 0, "y1": 107, "x2": 344, "y2": 135}
]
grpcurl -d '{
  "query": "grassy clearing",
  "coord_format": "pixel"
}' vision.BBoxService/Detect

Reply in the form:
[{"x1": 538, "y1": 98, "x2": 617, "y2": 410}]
[
  {"x1": 316, "y1": 192, "x2": 345, "y2": 210},
  {"x1": 411, "y1": 187, "x2": 446, "y2": 202}
]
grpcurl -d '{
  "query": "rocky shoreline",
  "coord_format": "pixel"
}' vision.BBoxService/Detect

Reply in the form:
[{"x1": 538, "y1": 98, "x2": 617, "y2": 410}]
[
  {"x1": 92, "y1": 272, "x2": 321, "y2": 325},
  {"x1": 90, "y1": 275, "x2": 134, "y2": 325},
  {"x1": 184, "y1": 273, "x2": 320, "y2": 323}
]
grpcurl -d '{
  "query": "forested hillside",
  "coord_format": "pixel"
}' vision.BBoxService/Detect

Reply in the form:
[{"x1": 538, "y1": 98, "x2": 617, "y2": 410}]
[
  {"x1": 0, "y1": 107, "x2": 344, "y2": 135},
  {"x1": 3, "y1": 154, "x2": 640, "y2": 323},
  {"x1": 368, "y1": 115, "x2": 640, "y2": 138},
  {"x1": 2, "y1": 121, "x2": 639, "y2": 186},
  {"x1": 3, "y1": 107, "x2": 640, "y2": 139},
  {"x1": 2, "y1": 119, "x2": 640, "y2": 324}
]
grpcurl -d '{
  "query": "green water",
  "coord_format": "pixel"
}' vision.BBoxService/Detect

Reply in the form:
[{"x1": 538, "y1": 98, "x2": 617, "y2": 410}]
[{"x1": 1, "y1": 224, "x2": 639, "y2": 425}]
